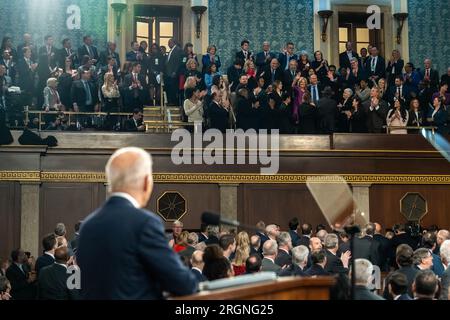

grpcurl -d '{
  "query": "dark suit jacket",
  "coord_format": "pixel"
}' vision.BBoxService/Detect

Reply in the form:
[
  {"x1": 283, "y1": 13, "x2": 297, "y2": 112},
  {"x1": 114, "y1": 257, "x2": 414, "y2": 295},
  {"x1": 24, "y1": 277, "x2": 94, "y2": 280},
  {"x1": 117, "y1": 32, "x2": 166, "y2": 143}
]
[
  {"x1": 354, "y1": 285, "x2": 384, "y2": 300},
  {"x1": 76, "y1": 196, "x2": 198, "y2": 299},
  {"x1": 427, "y1": 107, "x2": 449, "y2": 135},
  {"x1": 353, "y1": 236, "x2": 381, "y2": 267},
  {"x1": 77, "y1": 45, "x2": 99, "y2": 63},
  {"x1": 35, "y1": 253, "x2": 55, "y2": 277},
  {"x1": 16, "y1": 58, "x2": 35, "y2": 93},
  {"x1": 349, "y1": 108, "x2": 367, "y2": 133},
  {"x1": 366, "y1": 56, "x2": 386, "y2": 80},
  {"x1": 70, "y1": 80, "x2": 98, "y2": 110},
  {"x1": 202, "y1": 54, "x2": 222, "y2": 73},
  {"x1": 0, "y1": 59, "x2": 16, "y2": 82},
  {"x1": 37, "y1": 46, "x2": 58, "y2": 78},
  {"x1": 257, "y1": 66, "x2": 283, "y2": 88},
  {"x1": 383, "y1": 266, "x2": 419, "y2": 299},
  {"x1": 386, "y1": 59, "x2": 405, "y2": 82},
  {"x1": 255, "y1": 51, "x2": 277, "y2": 69},
  {"x1": 261, "y1": 258, "x2": 281, "y2": 272},
  {"x1": 297, "y1": 235, "x2": 310, "y2": 248},
  {"x1": 317, "y1": 97, "x2": 338, "y2": 133},
  {"x1": 58, "y1": 47, "x2": 77, "y2": 68},
  {"x1": 37, "y1": 263, "x2": 80, "y2": 300},
  {"x1": 278, "y1": 264, "x2": 306, "y2": 277},
  {"x1": 191, "y1": 268, "x2": 207, "y2": 283},
  {"x1": 275, "y1": 249, "x2": 292, "y2": 267},
  {"x1": 283, "y1": 69, "x2": 298, "y2": 93},
  {"x1": 363, "y1": 99, "x2": 388, "y2": 133},
  {"x1": 305, "y1": 264, "x2": 328, "y2": 276},
  {"x1": 420, "y1": 68, "x2": 440, "y2": 90},
  {"x1": 325, "y1": 250, "x2": 348, "y2": 275},
  {"x1": 126, "y1": 51, "x2": 145, "y2": 63},
  {"x1": 165, "y1": 46, "x2": 183, "y2": 77},
  {"x1": 373, "y1": 234, "x2": 391, "y2": 271},
  {"x1": 99, "y1": 50, "x2": 121, "y2": 69},
  {"x1": 235, "y1": 51, "x2": 253, "y2": 65},
  {"x1": 289, "y1": 230, "x2": 300, "y2": 247},
  {"x1": 208, "y1": 101, "x2": 229, "y2": 133},
  {"x1": 122, "y1": 73, "x2": 147, "y2": 106},
  {"x1": 226, "y1": 65, "x2": 243, "y2": 92},
  {"x1": 396, "y1": 293, "x2": 413, "y2": 300},
  {"x1": 124, "y1": 118, "x2": 144, "y2": 132},
  {"x1": 5, "y1": 263, "x2": 36, "y2": 300},
  {"x1": 179, "y1": 246, "x2": 196, "y2": 259},
  {"x1": 440, "y1": 266, "x2": 450, "y2": 300},
  {"x1": 278, "y1": 53, "x2": 299, "y2": 71},
  {"x1": 339, "y1": 51, "x2": 359, "y2": 69}
]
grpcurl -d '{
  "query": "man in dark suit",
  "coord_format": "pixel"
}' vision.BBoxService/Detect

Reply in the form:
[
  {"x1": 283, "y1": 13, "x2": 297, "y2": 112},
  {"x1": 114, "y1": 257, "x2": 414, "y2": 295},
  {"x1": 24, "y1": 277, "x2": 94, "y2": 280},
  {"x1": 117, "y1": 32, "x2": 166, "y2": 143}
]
[
  {"x1": 373, "y1": 222, "x2": 391, "y2": 271},
  {"x1": 354, "y1": 258, "x2": 384, "y2": 300},
  {"x1": 35, "y1": 233, "x2": 57, "y2": 277},
  {"x1": 305, "y1": 249, "x2": 329, "y2": 276},
  {"x1": 363, "y1": 86, "x2": 388, "y2": 133},
  {"x1": 37, "y1": 35, "x2": 58, "y2": 106},
  {"x1": 297, "y1": 223, "x2": 313, "y2": 248},
  {"x1": 70, "y1": 221, "x2": 81, "y2": 253},
  {"x1": 257, "y1": 58, "x2": 283, "y2": 89},
  {"x1": 419, "y1": 59, "x2": 440, "y2": 91},
  {"x1": 190, "y1": 250, "x2": 207, "y2": 282},
  {"x1": 275, "y1": 232, "x2": 292, "y2": 267},
  {"x1": 77, "y1": 35, "x2": 99, "y2": 65},
  {"x1": 164, "y1": 38, "x2": 183, "y2": 106},
  {"x1": 235, "y1": 40, "x2": 253, "y2": 66},
  {"x1": 77, "y1": 147, "x2": 198, "y2": 299},
  {"x1": 16, "y1": 47, "x2": 37, "y2": 107},
  {"x1": 387, "y1": 76, "x2": 411, "y2": 104},
  {"x1": 255, "y1": 41, "x2": 277, "y2": 70},
  {"x1": 387, "y1": 272, "x2": 412, "y2": 300},
  {"x1": 353, "y1": 223, "x2": 381, "y2": 267},
  {"x1": 412, "y1": 270, "x2": 439, "y2": 300},
  {"x1": 288, "y1": 218, "x2": 300, "y2": 248},
  {"x1": 261, "y1": 240, "x2": 281, "y2": 272},
  {"x1": 308, "y1": 74, "x2": 323, "y2": 106},
  {"x1": 339, "y1": 41, "x2": 359, "y2": 70},
  {"x1": 278, "y1": 42, "x2": 298, "y2": 71},
  {"x1": 37, "y1": 246, "x2": 80, "y2": 300},
  {"x1": 278, "y1": 245, "x2": 308, "y2": 277},
  {"x1": 59, "y1": 38, "x2": 76, "y2": 68},
  {"x1": 99, "y1": 42, "x2": 121, "y2": 69},
  {"x1": 126, "y1": 41, "x2": 144, "y2": 63},
  {"x1": 0, "y1": 49, "x2": 16, "y2": 83},
  {"x1": 5, "y1": 249, "x2": 36, "y2": 300},
  {"x1": 317, "y1": 86, "x2": 338, "y2": 134},
  {"x1": 366, "y1": 47, "x2": 386, "y2": 84},
  {"x1": 324, "y1": 233, "x2": 350, "y2": 275},
  {"x1": 283, "y1": 59, "x2": 299, "y2": 95},
  {"x1": 439, "y1": 239, "x2": 450, "y2": 300},
  {"x1": 71, "y1": 69, "x2": 98, "y2": 112},
  {"x1": 226, "y1": 59, "x2": 244, "y2": 92},
  {"x1": 124, "y1": 109, "x2": 145, "y2": 132},
  {"x1": 122, "y1": 62, "x2": 147, "y2": 112},
  {"x1": 17, "y1": 33, "x2": 37, "y2": 61}
]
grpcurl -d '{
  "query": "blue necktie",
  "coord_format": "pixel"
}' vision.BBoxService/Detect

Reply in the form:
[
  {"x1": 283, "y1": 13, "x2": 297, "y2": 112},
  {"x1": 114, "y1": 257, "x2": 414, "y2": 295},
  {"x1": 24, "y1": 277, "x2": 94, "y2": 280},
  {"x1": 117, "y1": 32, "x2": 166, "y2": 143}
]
[{"x1": 83, "y1": 81, "x2": 92, "y2": 105}]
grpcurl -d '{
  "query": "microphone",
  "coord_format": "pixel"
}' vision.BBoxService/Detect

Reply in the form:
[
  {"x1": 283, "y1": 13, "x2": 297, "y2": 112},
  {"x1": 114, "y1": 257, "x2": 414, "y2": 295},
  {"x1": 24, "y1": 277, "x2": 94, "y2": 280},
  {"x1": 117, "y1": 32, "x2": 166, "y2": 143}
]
[{"x1": 201, "y1": 212, "x2": 259, "y2": 231}]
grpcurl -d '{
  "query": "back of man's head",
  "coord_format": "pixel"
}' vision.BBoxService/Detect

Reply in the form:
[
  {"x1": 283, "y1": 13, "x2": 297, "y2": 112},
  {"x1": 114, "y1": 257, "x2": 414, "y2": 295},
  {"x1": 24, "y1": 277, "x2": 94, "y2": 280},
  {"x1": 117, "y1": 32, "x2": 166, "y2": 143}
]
[
  {"x1": 301, "y1": 223, "x2": 312, "y2": 236},
  {"x1": 250, "y1": 235, "x2": 261, "y2": 249},
  {"x1": 324, "y1": 233, "x2": 339, "y2": 250},
  {"x1": 74, "y1": 221, "x2": 82, "y2": 233},
  {"x1": 219, "y1": 234, "x2": 235, "y2": 252},
  {"x1": 413, "y1": 270, "x2": 438, "y2": 299},
  {"x1": 54, "y1": 246, "x2": 69, "y2": 264},
  {"x1": 265, "y1": 224, "x2": 277, "y2": 237},
  {"x1": 316, "y1": 229, "x2": 328, "y2": 243},
  {"x1": 396, "y1": 244, "x2": 414, "y2": 267},
  {"x1": 439, "y1": 239, "x2": 450, "y2": 265},
  {"x1": 291, "y1": 245, "x2": 309, "y2": 266},
  {"x1": 191, "y1": 250, "x2": 204, "y2": 269},
  {"x1": 54, "y1": 223, "x2": 66, "y2": 237},
  {"x1": 256, "y1": 221, "x2": 265, "y2": 232},
  {"x1": 42, "y1": 233, "x2": 57, "y2": 252},
  {"x1": 245, "y1": 254, "x2": 262, "y2": 273},
  {"x1": 277, "y1": 232, "x2": 292, "y2": 248},
  {"x1": 421, "y1": 232, "x2": 437, "y2": 249},
  {"x1": 354, "y1": 259, "x2": 373, "y2": 286},
  {"x1": 311, "y1": 249, "x2": 327, "y2": 265},
  {"x1": 262, "y1": 240, "x2": 278, "y2": 257},
  {"x1": 388, "y1": 272, "x2": 409, "y2": 297},
  {"x1": 288, "y1": 218, "x2": 299, "y2": 231},
  {"x1": 364, "y1": 223, "x2": 375, "y2": 236}
]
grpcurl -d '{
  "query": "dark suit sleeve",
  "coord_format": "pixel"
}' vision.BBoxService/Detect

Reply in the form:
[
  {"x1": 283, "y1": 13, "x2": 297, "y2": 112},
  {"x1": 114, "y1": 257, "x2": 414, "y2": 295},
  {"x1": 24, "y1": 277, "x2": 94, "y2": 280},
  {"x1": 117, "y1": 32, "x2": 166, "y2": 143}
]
[
  {"x1": 138, "y1": 217, "x2": 198, "y2": 296},
  {"x1": 440, "y1": 270, "x2": 450, "y2": 300}
]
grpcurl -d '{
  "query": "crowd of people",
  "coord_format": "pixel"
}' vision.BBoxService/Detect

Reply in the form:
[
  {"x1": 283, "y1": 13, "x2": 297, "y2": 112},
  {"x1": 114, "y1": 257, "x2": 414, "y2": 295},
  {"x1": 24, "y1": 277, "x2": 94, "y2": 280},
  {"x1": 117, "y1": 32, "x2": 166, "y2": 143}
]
[
  {"x1": 1, "y1": 218, "x2": 449, "y2": 300},
  {"x1": 0, "y1": 33, "x2": 449, "y2": 134}
]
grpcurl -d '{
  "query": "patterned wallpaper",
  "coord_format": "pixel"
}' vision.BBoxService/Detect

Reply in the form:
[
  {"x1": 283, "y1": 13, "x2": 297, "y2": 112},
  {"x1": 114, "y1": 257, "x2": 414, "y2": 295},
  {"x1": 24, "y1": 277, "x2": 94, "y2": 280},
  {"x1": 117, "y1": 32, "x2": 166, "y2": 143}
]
[
  {"x1": 408, "y1": 0, "x2": 450, "y2": 75},
  {"x1": 208, "y1": 0, "x2": 314, "y2": 68},
  {"x1": 0, "y1": 0, "x2": 108, "y2": 53}
]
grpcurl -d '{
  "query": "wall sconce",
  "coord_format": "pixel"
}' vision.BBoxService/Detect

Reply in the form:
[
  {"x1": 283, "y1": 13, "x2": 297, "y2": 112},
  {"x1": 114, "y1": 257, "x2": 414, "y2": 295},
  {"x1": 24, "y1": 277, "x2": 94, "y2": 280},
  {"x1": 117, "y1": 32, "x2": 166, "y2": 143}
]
[
  {"x1": 111, "y1": 0, "x2": 128, "y2": 36},
  {"x1": 318, "y1": 10, "x2": 333, "y2": 42},
  {"x1": 191, "y1": 0, "x2": 208, "y2": 39},
  {"x1": 393, "y1": 13, "x2": 408, "y2": 44}
]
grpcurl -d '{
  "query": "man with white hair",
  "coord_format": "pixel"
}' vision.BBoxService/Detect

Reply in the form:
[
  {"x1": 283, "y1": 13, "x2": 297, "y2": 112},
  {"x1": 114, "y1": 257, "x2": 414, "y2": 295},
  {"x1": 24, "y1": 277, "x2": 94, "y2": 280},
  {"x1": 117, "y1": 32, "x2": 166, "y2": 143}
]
[
  {"x1": 353, "y1": 258, "x2": 384, "y2": 300},
  {"x1": 275, "y1": 232, "x2": 292, "y2": 267},
  {"x1": 439, "y1": 240, "x2": 450, "y2": 300},
  {"x1": 279, "y1": 246, "x2": 309, "y2": 277},
  {"x1": 265, "y1": 224, "x2": 280, "y2": 241},
  {"x1": 324, "y1": 233, "x2": 351, "y2": 275},
  {"x1": 191, "y1": 250, "x2": 206, "y2": 283},
  {"x1": 261, "y1": 240, "x2": 281, "y2": 272},
  {"x1": 77, "y1": 147, "x2": 197, "y2": 299},
  {"x1": 436, "y1": 229, "x2": 450, "y2": 255},
  {"x1": 316, "y1": 229, "x2": 328, "y2": 244}
]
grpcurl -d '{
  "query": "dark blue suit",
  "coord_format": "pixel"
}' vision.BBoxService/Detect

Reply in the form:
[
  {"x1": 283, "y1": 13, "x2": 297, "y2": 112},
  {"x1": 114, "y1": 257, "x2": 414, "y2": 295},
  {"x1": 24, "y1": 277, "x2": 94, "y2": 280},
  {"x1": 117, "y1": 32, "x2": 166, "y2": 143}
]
[
  {"x1": 255, "y1": 51, "x2": 277, "y2": 69},
  {"x1": 77, "y1": 196, "x2": 198, "y2": 300},
  {"x1": 191, "y1": 268, "x2": 207, "y2": 282},
  {"x1": 278, "y1": 53, "x2": 298, "y2": 71}
]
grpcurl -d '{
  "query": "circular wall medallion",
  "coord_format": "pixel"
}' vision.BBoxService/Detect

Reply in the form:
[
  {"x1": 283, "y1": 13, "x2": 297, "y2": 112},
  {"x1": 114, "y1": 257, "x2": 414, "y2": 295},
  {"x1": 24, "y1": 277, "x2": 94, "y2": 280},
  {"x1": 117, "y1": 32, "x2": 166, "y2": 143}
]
[
  {"x1": 156, "y1": 191, "x2": 187, "y2": 222},
  {"x1": 400, "y1": 193, "x2": 428, "y2": 222}
]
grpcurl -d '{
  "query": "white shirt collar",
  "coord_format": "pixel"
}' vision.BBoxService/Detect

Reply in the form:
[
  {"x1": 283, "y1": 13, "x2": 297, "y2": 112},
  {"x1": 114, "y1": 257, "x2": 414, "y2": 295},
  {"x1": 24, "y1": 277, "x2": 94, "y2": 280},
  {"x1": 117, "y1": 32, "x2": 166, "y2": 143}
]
[
  {"x1": 264, "y1": 257, "x2": 275, "y2": 264},
  {"x1": 280, "y1": 248, "x2": 289, "y2": 254},
  {"x1": 110, "y1": 192, "x2": 140, "y2": 208},
  {"x1": 394, "y1": 295, "x2": 401, "y2": 300},
  {"x1": 44, "y1": 251, "x2": 55, "y2": 259},
  {"x1": 192, "y1": 267, "x2": 202, "y2": 273},
  {"x1": 55, "y1": 263, "x2": 68, "y2": 269}
]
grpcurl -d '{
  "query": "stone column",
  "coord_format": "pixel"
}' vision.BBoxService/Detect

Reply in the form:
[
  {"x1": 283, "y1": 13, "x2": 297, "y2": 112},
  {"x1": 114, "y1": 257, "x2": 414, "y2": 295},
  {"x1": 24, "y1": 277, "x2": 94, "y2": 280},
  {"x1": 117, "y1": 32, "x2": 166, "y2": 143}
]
[
  {"x1": 352, "y1": 184, "x2": 372, "y2": 224},
  {"x1": 219, "y1": 184, "x2": 239, "y2": 230},
  {"x1": 20, "y1": 182, "x2": 41, "y2": 257}
]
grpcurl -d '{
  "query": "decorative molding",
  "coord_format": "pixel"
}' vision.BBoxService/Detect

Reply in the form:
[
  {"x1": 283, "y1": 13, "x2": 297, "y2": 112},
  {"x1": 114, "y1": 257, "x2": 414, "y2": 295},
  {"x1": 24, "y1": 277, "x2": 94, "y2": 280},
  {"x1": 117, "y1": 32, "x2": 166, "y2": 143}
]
[{"x1": 2, "y1": 171, "x2": 450, "y2": 185}]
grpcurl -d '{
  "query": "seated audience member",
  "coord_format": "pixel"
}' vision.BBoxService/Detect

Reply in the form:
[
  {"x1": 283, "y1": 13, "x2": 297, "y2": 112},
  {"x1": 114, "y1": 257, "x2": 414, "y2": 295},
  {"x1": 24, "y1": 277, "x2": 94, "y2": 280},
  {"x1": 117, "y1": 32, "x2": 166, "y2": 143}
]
[
  {"x1": 179, "y1": 233, "x2": 199, "y2": 260},
  {"x1": 190, "y1": 250, "x2": 206, "y2": 282},
  {"x1": 275, "y1": 232, "x2": 292, "y2": 267},
  {"x1": 202, "y1": 45, "x2": 221, "y2": 74},
  {"x1": 261, "y1": 240, "x2": 281, "y2": 273},
  {"x1": 384, "y1": 244, "x2": 418, "y2": 299},
  {"x1": 202, "y1": 245, "x2": 233, "y2": 281},
  {"x1": 250, "y1": 235, "x2": 262, "y2": 257},
  {"x1": 324, "y1": 233, "x2": 350, "y2": 275},
  {"x1": 168, "y1": 220, "x2": 184, "y2": 248},
  {"x1": 427, "y1": 96, "x2": 448, "y2": 135},
  {"x1": 412, "y1": 270, "x2": 439, "y2": 300},
  {"x1": 35, "y1": 233, "x2": 57, "y2": 277},
  {"x1": 37, "y1": 246, "x2": 80, "y2": 300},
  {"x1": 0, "y1": 275, "x2": 11, "y2": 300},
  {"x1": 6, "y1": 249, "x2": 36, "y2": 300},
  {"x1": 173, "y1": 231, "x2": 190, "y2": 253},
  {"x1": 232, "y1": 231, "x2": 250, "y2": 276},
  {"x1": 387, "y1": 98, "x2": 409, "y2": 134},
  {"x1": 413, "y1": 248, "x2": 434, "y2": 271},
  {"x1": 305, "y1": 249, "x2": 328, "y2": 276},
  {"x1": 219, "y1": 234, "x2": 236, "y2": 261},
  {"x1": 279, "y1": 246, "x2": 309, "y2": 277},
  {"x1": 124, "y1": 109, "x2": 145, "y2": 132},
  {"x1": 439, "y1": 239, "x2": 450, "y2": 300},
  {"x1": 353, "y1": 259, "x2": 384, "y2": 300},
  {"x1": 245, "y1": 254, "x2": 262, "y2": 274},
  {"x1": 208, "y1": 91, "x2": 229, "y2": 133},
  {"x1": 387, "y1": 272, "x2": 412, "y2": 300}
]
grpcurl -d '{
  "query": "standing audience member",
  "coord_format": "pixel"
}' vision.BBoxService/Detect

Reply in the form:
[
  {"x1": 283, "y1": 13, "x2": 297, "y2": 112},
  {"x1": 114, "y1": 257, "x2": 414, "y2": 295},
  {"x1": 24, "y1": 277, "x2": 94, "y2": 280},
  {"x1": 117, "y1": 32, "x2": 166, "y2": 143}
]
[
  {"x1": 412, "y1": 270, "x2": 439, "y2": 300},
  {"x1": 35, "y1": 233, "x2": 57, "y2": 277},
  {"x1": 353, "y1": 259, "x2": 384, "y2": 300},
  {"x1": 6, "y1": 249, "x2": 36, "y2": 300},
  {"x1": 439, "y1": 239, "x2": 450, "y2": 300},
  {"x1": 261, "y1": 240, "x2": 281, "y2": 272}
]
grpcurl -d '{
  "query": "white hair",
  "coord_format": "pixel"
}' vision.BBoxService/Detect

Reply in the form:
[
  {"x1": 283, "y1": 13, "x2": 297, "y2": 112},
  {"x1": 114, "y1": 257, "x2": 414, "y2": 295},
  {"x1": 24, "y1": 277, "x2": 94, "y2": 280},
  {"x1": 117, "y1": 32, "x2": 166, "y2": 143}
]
[
  {"x1": 316, "y1": 229, "x2": 328, "y2": 242},
  {"x1": 292, "y1": 245, "x2": 309, "y2": 265},
  {"x1": 324, "y1": 233, "x2": 339, "y2": 249},
  {"x1": 265, "y1": 224, "x2": 277, "y2": 235},
  {"x1": 440, "y1": 240, "x2": 450, "y2": 264},
  {"x1": 354, "y1": 259, "x2": 373, "y2": 285},
  {"x1": 277, "y1": 232, "x2": 292, "y2": 247},
  {"x1": 344, "y1": 88, "x2": 354, "y2": 96},
  {"x1": 105, "y1": 147, "x2": 152, "y2": 193},
  {"x1": 263, "y1": 240, "x2": 278, "y2": 256}
]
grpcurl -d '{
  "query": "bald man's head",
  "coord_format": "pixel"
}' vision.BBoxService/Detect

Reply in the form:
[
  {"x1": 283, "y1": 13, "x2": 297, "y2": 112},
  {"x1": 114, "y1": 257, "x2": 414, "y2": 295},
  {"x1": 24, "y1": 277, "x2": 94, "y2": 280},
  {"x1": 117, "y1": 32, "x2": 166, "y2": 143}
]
[
  {"x1": 105, "y1": 147, "x2": 153, "y2": 207},
  {"x1": 54, "y1": 246, "x2": 69, "y2": 264},
  {"x1": 191, "y1": 250, "x2": 204, "y2": 269}
]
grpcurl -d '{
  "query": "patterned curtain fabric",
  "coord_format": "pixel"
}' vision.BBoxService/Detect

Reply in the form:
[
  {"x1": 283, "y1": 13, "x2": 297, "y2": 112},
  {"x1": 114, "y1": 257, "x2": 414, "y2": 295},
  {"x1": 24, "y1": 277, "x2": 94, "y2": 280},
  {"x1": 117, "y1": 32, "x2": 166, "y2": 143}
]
[{"x1": 0, "y1": 0, "x2": 107, "y2": 51}]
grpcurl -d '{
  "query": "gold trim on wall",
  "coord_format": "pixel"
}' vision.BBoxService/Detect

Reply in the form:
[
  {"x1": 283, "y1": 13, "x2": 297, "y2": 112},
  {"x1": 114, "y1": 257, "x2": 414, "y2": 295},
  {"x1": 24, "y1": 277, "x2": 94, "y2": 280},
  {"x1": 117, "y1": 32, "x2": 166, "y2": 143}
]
[{"x1": 1, "y1": 171, "x2": 450, "y2": 185}]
